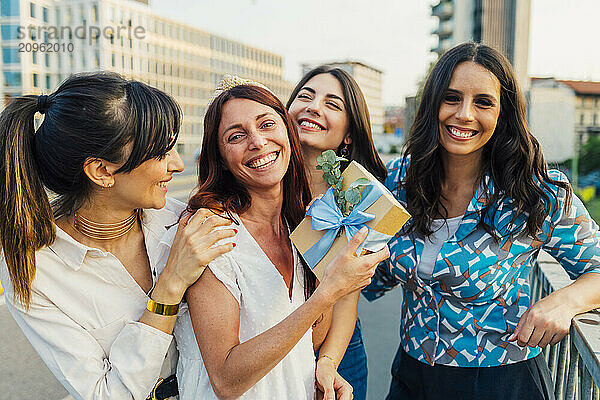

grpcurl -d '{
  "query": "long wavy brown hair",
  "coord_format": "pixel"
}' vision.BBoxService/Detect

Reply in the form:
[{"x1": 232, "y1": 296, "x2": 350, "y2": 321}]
[
  {"x1": 188, "y1": 85, "x2": 315, "y2": 297},
  {"x1": 403, "y1": 42, "x2": 571, "y2": 239}
]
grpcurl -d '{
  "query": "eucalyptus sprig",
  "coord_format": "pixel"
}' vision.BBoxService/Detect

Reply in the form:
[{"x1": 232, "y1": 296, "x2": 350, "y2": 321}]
[
  {"x1": 316, "y1": 150, "x2": 370, "y2": 215},
  {"x1": 316, "y1": 150, "x2": 346, "y2": 212}
]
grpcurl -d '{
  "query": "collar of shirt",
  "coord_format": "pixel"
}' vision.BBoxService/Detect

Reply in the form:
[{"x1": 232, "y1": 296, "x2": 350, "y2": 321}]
[{"x1": 49, "y1": 198, "x2": 183, "y2": 272}]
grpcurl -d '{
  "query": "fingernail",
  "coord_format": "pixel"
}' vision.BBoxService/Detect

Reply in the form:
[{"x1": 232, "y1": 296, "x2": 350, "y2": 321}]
[
  {"x1": 233, "y1": 229, "x2": 238, "y2": 234},
  {"x1": 232, "y1": 243, "x2": 236, "y2": 248}
]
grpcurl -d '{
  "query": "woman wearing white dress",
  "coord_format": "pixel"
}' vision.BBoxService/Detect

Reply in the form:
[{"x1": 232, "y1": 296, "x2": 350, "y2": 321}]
[{"x1": 172, "y1": 78, "x2": 389, "y2": 399}]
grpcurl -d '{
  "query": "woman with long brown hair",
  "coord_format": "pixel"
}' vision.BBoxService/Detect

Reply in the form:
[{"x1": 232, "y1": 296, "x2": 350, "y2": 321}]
[
  {"x1": 171, "y1": 77, "x2": 389, "y2": 399},
  {"x1": 364, "y1": 42, "x2": 600, "y2": 399},
  {"x1": 0, "y1": 72, "x2": 236, "y2": 399},
  {"x1": 286, "y1": 65, "x2": 387, "y2": 400}
]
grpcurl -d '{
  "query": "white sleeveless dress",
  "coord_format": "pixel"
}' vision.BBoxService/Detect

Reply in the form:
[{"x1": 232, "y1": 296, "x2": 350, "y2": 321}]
[{"x1": 173, "y1": 217, "x2": 316, "y2": 399}]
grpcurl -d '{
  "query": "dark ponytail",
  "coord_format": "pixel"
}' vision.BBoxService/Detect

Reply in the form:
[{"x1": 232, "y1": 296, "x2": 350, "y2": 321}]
[
  {"x1": 0, "y1": 71, "x2": 181, "y2": 308},
  {"x1": 0, "y1": 96, "x2": 55, "y2": 308}
]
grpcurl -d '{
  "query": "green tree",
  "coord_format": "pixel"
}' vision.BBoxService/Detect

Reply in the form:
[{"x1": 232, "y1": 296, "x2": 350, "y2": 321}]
[{"x1": 579, "y1": 135, "x2": 600, "y2": 174}]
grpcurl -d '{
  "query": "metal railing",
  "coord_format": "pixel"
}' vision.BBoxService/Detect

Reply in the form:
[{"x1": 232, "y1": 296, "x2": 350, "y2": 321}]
[{"x1": 530, "y1": 251, "x2": 600, "y2": 399}]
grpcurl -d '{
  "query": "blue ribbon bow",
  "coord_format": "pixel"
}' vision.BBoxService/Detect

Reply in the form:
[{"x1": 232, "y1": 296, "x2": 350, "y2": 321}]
[{"x1": 302, "y1": 182, "x2": 393, "y2": 269}]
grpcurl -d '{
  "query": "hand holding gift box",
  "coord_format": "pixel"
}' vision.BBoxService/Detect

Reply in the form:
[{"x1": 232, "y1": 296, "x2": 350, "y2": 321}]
[{"x1": 290, "y1": 151, "x2": 411, "y2": 280}]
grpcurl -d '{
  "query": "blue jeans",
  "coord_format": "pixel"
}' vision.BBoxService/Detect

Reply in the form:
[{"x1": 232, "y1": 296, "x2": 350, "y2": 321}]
[{"x1": 337, "y1": 318, "x2": 368, "y2": 400}]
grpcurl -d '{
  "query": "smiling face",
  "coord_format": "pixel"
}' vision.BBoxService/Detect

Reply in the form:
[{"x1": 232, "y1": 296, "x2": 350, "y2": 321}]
[
  {"x1": 218, "y1": 98, "x2": 291, "y2": 193},
  {"x1": 287, "y1": 73, "x2": 350, "y2": 152},
  {"x1": 438, "y1": 61, "x2": 501, "y2": 160},
  {"x1": 112, "y1": 146, "x2": 184, "y2": 210}
]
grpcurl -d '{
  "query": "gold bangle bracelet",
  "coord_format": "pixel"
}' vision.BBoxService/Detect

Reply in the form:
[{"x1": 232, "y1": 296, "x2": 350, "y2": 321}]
[
  {"x1": 318, "y1": 354, "x2": 338, "y2": 370},
  {"x1": 146, "y1": 297, "x2": 180, "y2": 316}
]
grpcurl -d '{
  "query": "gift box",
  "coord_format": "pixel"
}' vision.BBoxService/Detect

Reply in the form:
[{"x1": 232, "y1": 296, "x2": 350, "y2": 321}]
[{"x1": 290, "y1": 160, "x2": 411, "y2": 280}]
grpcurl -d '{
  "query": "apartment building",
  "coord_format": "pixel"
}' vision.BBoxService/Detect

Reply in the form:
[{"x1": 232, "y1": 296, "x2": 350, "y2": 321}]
[{"x1": 529, "y1": 77, "x2": 600, "y2": 163}]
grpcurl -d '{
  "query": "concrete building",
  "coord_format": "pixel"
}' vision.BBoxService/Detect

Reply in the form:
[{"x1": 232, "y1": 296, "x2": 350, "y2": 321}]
[
  {"x1": 0, "y1": 0, "x2": 291, "y2": 154},
  {"x1": 431, "y1": 0, "x2": 530, "y2": 90},
  {"x1": 528, "y1": 78, "x2": 576, "y2": 163},
  {"x1": 558, "y1": 80, "x2": 600, "y2": 145},
  {"x1": 529, "y1": 78, "x2": 600, "y2": 164},
  {"x1": 302, "y1": 60, "x2": 384, "y2": 134}
]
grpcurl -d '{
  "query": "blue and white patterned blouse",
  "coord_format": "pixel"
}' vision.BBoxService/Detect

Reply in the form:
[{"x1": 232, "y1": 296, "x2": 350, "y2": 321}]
[{"x1": 363, "y1": 157, "x2": 600, "y2": 367}]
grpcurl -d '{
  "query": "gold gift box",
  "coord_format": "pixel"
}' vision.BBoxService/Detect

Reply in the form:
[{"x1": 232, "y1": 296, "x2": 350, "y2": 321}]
[{"x1": 290, "y1": 161, "x2": 411, "y2": 280}]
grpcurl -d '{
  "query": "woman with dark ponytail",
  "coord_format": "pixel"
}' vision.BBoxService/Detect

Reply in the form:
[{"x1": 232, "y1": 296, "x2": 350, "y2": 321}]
[{"x1": 0, "y1": 71, "x2": 236, "y2": 400}]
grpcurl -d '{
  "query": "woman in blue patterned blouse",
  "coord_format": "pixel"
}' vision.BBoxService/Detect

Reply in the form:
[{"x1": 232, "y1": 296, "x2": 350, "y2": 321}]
[{"x1": 364, "y1": 42, "x2": 600, "y2": 400}]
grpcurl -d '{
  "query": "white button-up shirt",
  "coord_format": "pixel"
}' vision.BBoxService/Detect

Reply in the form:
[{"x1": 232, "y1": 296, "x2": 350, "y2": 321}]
[{"x1": 0, "y1": 197, "x2": 185, "y2": 400}]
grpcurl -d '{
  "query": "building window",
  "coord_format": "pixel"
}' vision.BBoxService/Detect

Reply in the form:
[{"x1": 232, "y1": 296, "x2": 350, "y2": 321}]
[
  {"x1": 32, "y1": 51, "x2": 37, "y2": 64},
  {"x1": 594, "y1": 113, "x2": 598, "y2": 126},
  {"x1": 33, "y1": 73, "x2": 39, "y2": 87},
  {"x1": 94, "y1": 51, "x2": 99, "y2": 67},
  {"x1": 55, "y1": 9, "x2": 60, "y2": 24},
  {"x1": 44, "y1": 52, "x2": 49, "y2": 66},
  {"x1": 2, "y1": 47, "x2": 19, "y2": 63},
  {"x1": 3, "y1": 71, "x2": 22, "y2": 87},
  {"x1": 580, "y1": 113, "x2": 584, "y2": 125},
  {"x1": 1, "y1": 24, "x2": 20, "y2": 40},
  {"x1": 45, "y1": 75, "x2": 50, "y2": 89},
  {"x1": 42, "y1": 6, "x2": 47, "y2": 22},
  {"x1": 29, "y1": 2, "x2": 35, "y2": 18},
  {"x1": 91, "y1": 3, "x2": 97, "y2": 23},
  {"x1": 111, "y1": 52, "x2": 115, "y2": 66},
  {"x1": 1, "y1": 0, "x2": 20, "y2": 16}
]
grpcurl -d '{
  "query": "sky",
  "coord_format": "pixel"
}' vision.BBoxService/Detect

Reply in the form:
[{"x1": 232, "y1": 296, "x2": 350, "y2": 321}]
[{"x1": 149, "y1": 0, "x2": 600, "y2": 106}]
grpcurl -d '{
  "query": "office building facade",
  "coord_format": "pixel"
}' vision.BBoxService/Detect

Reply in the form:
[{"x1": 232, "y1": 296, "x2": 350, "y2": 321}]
[{"x1": 0, "y1": 0, "x2": 292, "y2": 153}]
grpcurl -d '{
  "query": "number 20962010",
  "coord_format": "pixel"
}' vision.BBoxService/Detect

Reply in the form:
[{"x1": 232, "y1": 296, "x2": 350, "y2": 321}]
[{"x1": 19, "y1": 42, "x2": 74, "y2": 52}]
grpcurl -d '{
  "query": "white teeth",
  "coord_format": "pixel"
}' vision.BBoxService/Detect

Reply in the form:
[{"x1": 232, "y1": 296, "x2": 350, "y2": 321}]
[
  {"x1": 299, "y1": 120, "x2": 323, "y2": 130},
  {"x1": 248, "y1": 152, "x2": 278, "y2": 169},
  {"x1": 449, "y1": 127, "x2": 476, "y2": 138},
  {"x1": 158, "y1": 182, "x2": 167, "y2": 188}
]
